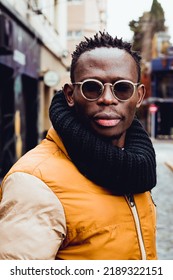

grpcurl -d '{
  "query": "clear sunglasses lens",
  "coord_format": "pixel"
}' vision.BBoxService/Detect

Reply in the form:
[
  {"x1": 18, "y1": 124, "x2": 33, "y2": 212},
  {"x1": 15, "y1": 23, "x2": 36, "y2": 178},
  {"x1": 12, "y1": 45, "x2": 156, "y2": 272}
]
[
  {"x1": 113, "y1": 82, "x2": 134, "y2": 100},
  {"x1": 82, "y1": 81, "x2": 102, "y2": 100}
]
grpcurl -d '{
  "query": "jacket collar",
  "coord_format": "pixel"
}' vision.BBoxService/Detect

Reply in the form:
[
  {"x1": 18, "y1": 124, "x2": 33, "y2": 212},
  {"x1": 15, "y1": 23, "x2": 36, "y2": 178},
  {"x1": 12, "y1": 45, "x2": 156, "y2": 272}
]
[{"x1": 46, "y1": 127, "x2": 70, "y2": 159}]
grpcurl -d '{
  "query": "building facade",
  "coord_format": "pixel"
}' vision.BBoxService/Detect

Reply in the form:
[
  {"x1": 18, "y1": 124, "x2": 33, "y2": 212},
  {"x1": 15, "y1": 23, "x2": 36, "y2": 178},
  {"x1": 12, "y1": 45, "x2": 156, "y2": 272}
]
[
  {"x1": 0, "y1": 0, "x2": 67, "y2": 177},
  {"x1": 151, "y1": 49, "x2": 173, "y2": 138},
  {"x1": 65, "y1": 0, "x2": 107, "y2": 71},
  {"x1": 149, "y1": 32, "x2": 173, "y2": 138},
  {"x1": 138, "y1": 31, "x2": 173, "y2": 139}
]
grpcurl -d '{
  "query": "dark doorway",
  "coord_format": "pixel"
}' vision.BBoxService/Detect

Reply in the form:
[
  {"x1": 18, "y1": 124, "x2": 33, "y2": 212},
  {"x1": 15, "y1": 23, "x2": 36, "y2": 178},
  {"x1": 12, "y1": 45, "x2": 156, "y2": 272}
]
[
  {"x1": 0, "y1": 64, "x2": 15, "y2": 177},
  {"x1": 22, "y1": 74, "x2": 38, "y2": 152},
  {"x1": 157, "y1": 103, "x2": 173, "y2": 136}
]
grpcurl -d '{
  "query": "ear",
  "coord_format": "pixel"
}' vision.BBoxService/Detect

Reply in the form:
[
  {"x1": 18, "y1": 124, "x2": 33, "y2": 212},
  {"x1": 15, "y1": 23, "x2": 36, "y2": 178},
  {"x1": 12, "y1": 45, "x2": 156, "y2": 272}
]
[
  {"x1": 63, "y1": 83, "x2": 75, "y2": 107},
  {"x1": 136, "y1": 84, "x2": 146, "y2": 108}
]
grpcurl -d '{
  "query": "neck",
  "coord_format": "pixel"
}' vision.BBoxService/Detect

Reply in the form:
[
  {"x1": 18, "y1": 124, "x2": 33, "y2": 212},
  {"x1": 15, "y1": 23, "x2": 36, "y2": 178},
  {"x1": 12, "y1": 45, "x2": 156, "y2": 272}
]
[{"x1": 111, "y1": 132, "x2": 126, "y2": 148}]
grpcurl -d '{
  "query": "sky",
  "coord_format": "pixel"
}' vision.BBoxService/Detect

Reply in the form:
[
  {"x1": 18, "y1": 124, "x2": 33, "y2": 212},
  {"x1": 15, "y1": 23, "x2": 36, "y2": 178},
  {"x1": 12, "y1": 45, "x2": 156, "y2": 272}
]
[{"x1": 107, "y1": 0, "x2": 173, "y2": 43}]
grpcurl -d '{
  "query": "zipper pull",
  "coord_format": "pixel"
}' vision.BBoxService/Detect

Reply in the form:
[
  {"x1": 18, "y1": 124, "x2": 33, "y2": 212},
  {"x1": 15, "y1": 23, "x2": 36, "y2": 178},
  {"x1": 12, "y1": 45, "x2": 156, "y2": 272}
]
[{"x1": 127, "y1": 194, "x2": 135, "y2": 207}]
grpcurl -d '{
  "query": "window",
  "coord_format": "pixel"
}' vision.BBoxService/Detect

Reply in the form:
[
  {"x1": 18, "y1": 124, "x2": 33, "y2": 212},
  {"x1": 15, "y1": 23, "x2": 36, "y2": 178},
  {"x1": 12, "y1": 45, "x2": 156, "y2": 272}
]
[
  {"x1": 67, "y1": 0, "x2": 82, "y2": 3},
  {"x1": 67, "y1": 30, "x2": 83, "y2": 39}
]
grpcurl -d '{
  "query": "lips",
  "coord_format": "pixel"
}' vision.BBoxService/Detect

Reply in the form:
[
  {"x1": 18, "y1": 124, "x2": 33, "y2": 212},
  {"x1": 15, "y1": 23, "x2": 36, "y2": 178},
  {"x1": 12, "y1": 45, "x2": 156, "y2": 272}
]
[
  {"x1": 93, "y1": 112, "x2": 122, "y2": 127},
  {"x1": 95, "y1": 118, "x2": 121, "y2": 127}
]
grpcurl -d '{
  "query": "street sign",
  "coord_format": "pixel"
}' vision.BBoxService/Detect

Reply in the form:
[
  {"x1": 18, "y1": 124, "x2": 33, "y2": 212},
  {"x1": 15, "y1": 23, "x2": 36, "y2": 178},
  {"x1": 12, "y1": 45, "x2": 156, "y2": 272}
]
[
  {"x1": 44, "y1": 70, "x2": 59, "y2": 87},
  {"x1": 149, "y1": 104, "x2": 158, "y2": 113}
]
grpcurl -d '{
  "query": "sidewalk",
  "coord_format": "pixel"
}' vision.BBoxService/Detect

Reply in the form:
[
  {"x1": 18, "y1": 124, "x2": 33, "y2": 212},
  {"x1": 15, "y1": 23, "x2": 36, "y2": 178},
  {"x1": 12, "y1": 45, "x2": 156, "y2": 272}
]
[
  {"x1": 152, "y1": 138, "x2": 173, "y2": 172},
  {"x1": 165, "y1": 161, "x2": 173, "y2": 172}
]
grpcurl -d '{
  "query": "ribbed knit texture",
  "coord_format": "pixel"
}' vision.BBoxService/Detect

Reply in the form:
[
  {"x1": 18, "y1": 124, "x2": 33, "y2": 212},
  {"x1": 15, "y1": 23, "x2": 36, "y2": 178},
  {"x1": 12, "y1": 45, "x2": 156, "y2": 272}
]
[{"x1": 49, "y1": 91, "x2": 156, "y2": 195}]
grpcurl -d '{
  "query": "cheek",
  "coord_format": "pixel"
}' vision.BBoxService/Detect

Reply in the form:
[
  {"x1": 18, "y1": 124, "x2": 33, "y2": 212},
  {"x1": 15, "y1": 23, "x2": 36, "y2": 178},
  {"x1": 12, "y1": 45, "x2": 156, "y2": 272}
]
[
  {"x1": 73, "y1": 97, "x2": 91, "y2": 118},
  {"x1": 125, "y1": 96, "x2": 138, "y2": 111},
  {"x1": 73, "y1": 93, "x2": 95, "y2": 114},
  {"x1": 122, "y1": 102, "x2": 137, "y2": 122},
  {"x1": 74, "y1": 101, "x2": 98, "y2": 129},
  {"x1": 127, "y1": 103, "x2": 137, "y2": 114}
]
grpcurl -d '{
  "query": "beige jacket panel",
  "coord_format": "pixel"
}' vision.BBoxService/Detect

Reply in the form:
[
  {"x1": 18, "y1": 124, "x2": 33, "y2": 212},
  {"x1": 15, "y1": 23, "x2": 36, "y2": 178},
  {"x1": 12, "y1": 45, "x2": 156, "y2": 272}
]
[{"x1": 0, "y1": 172, "x2": 66, "y2": 260}]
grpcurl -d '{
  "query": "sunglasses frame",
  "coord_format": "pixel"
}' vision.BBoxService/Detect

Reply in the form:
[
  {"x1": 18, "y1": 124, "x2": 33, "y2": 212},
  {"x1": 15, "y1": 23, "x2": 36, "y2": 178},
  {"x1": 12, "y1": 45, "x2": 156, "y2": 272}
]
[{"x1": 73, "y1": 78, "x2": 140, "y2": 102}]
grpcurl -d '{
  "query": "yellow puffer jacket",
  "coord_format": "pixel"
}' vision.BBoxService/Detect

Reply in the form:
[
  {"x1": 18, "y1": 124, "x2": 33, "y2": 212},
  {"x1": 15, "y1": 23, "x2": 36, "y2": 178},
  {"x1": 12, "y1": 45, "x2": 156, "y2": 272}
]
[{"x1": 1, "y1": 127, "x2": 157, "y2": 260}]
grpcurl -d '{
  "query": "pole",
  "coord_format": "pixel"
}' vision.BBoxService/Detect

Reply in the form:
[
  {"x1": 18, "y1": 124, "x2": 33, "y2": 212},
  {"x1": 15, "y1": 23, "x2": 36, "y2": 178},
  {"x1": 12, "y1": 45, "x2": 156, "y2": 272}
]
[{"x1": 151, "y1": 112, "x2": 156, "y2": 139}]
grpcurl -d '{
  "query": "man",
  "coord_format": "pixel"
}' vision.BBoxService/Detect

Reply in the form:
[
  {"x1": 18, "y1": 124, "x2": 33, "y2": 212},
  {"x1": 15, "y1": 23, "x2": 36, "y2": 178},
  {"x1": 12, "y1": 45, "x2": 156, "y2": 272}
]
[{"x1": 0, "y1": 32, "x2": 157, "y2": 260}]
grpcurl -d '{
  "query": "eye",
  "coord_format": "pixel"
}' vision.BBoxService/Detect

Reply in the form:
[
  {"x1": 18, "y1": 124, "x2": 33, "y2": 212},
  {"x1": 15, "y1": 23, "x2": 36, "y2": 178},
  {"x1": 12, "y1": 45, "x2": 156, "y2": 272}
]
[
  {"x1": 113, "y1": 81, "x2": 134, "y2": 100},
  {"x1": 114, "y1": 82, "x2": 132, "y2": 93},
  {"x1": 83, "y1": 81, "x2": 101, "y2": 92},
  {"x1": 82, "y1": 81, "x2": 102, "y2": 99}
]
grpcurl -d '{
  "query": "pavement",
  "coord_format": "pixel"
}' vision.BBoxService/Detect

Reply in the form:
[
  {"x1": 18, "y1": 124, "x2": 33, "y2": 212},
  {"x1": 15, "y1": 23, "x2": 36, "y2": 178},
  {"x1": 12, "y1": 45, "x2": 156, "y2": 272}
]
[
  {"x1": 165, "y1": 161, "x2": 173, "y2": 172},
  {"x1": 151, "y1": 138, "x2": 173, "y2": 172},
  {"x1": 151, "y1": 140, "x2": 173, "y2": 259}
]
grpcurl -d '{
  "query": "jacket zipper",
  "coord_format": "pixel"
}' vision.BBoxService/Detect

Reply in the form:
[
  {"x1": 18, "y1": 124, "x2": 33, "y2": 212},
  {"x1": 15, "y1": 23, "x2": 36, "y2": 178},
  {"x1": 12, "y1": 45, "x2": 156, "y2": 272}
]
[{"x1": 126, "y1": 194, "x2": 147, "y2": 260}]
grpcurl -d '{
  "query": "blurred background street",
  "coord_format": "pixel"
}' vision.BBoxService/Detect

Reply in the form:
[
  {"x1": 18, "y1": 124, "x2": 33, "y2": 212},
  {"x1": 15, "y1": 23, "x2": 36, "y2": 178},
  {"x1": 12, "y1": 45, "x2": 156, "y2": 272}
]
[
  {"x1": 152, "y1": 140, "x2": 173, "y2": 259},
  {"x1": 0, "y1": 0, "x2": 173, "y2": 260}
]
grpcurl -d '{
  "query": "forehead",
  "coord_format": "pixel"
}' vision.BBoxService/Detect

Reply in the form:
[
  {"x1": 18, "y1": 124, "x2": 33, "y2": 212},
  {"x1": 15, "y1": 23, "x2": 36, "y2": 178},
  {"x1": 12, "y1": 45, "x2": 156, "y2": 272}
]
[{"x1": 74, "y1": 47, "x2": 138, "y2": 81}]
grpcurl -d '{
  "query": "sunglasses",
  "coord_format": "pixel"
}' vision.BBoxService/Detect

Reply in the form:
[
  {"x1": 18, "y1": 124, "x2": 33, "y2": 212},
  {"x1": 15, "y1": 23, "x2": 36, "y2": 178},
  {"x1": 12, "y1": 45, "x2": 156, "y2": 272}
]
[{"x1": 73, "y1": 79, "x2": 140, "y2": 102}]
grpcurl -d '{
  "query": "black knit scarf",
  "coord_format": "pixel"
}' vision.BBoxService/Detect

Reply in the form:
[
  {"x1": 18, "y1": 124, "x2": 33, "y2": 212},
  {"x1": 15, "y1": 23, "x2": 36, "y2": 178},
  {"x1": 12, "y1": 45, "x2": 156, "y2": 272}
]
[{"x1": 49, "y1": 91, "x2": 156, "y2": 195}]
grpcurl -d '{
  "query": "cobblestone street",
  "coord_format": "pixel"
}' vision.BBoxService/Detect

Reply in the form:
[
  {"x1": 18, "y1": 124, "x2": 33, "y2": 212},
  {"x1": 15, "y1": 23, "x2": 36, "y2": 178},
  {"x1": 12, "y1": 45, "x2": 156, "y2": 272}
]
[{"x1": 152, "y1": 140, "x2": 173, "y2": 260}]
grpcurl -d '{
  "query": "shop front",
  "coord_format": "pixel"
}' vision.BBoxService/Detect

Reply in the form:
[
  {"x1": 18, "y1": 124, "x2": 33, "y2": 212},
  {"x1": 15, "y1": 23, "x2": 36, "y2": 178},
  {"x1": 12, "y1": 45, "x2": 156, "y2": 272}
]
[
  {"x1": 0, "y1": 3, "x2": 40, "y2": 177},
  {"x1": 151, "y1": 56, "x2": 173, "y2": 138}
]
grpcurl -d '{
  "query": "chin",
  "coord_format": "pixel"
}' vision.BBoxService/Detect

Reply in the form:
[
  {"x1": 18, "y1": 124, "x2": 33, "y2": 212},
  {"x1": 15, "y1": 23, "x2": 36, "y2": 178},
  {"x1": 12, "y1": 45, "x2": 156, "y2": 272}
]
[{"x1": 94, "y1": 129, "x2": 123, "y2": 141}]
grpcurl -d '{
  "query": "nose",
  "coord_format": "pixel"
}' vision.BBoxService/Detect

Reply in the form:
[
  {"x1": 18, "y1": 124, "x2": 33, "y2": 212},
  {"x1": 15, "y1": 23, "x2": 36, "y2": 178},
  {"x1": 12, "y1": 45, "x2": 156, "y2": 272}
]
[{"x1": 97, "y1": 83, "x2": 118, "y2": 105}]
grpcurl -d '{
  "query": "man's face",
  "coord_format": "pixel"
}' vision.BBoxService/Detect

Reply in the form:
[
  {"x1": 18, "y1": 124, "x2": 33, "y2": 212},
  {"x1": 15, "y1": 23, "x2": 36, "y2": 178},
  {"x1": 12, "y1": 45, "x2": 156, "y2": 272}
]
[{"x1": 64, "y1": 47, "x2": 145, "y2": 147}]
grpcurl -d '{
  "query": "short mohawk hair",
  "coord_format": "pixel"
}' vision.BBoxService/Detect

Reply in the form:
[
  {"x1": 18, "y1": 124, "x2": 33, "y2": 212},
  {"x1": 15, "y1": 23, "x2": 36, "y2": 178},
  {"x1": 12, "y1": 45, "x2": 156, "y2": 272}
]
[{"x1": 70, "y1": 31, "x2": 141, "y2": 82}]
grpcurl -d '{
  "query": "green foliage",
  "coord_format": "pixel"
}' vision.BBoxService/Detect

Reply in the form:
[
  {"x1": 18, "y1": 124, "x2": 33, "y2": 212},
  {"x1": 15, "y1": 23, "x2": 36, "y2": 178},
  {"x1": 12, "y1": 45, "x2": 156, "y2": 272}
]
[
  {"x1": 129, "y1": 0, "x2": 166, "y2": 52},
  {"x1": 150, "y1": 0, "x2": 165, "y2": 32}
]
